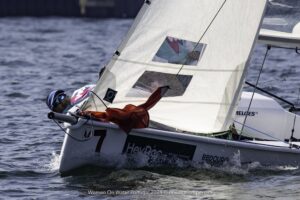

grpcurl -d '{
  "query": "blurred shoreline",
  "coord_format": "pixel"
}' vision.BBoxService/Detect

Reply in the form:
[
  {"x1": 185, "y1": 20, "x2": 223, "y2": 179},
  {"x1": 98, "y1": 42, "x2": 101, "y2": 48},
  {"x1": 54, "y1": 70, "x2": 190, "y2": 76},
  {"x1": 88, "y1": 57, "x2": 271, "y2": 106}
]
[{"x1": 0, "y1": 0, "x2": 143, "y2": 18}]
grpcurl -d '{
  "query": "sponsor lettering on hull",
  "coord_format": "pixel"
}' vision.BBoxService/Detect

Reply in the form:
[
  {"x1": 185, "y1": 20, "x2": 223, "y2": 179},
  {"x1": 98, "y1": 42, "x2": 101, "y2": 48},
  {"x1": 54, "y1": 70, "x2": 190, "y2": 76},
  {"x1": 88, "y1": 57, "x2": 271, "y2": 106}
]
[
  {"x1": 122, "y1": 135, "x2": 196, "y2": 164},
  {"x1": 236, "y1": 110, "x2": 258, "y2": 117}
]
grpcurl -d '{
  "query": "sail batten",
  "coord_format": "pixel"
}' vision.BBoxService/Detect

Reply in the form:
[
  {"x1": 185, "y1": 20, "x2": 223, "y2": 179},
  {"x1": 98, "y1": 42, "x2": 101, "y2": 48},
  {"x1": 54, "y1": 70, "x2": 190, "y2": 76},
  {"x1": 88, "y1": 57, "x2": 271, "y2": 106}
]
[{"x1": 84, "y1": 0, "x2": 267, "y2": 133}]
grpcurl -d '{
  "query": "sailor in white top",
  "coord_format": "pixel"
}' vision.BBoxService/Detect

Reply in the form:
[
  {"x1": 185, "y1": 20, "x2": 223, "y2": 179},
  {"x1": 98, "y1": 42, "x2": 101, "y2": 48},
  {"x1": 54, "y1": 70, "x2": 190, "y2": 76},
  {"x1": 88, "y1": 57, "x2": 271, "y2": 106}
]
[{"x1": 46, "y1": 85, "x2": 95, "y2": 113}]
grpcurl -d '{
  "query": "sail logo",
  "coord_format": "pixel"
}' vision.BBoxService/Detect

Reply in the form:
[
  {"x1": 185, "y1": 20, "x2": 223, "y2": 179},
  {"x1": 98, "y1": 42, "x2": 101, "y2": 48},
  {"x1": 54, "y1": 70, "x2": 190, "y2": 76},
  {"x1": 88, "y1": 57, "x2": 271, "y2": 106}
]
[
  {"x1": 236, "y1": 111, "x2": 258, "y2": 116},
  {"x1": 104, "y1": 88, "x2": 117, "y2": 103}
]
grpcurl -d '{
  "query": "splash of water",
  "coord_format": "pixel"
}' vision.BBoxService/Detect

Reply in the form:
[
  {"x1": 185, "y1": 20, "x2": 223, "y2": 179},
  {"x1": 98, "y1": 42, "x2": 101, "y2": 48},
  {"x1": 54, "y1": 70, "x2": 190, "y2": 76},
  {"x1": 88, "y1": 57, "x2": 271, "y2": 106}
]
[
  {"x1": 47, "y1": 151, "x2": 60, "y2": 172},
  {"x1": 51, "y1": 149, "x2": 300, "y2": 176}
]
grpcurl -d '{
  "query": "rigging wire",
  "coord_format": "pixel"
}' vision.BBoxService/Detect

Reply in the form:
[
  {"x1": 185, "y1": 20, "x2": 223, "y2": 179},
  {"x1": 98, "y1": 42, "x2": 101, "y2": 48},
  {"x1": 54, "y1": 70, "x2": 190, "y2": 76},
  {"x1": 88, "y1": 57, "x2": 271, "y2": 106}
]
[
  {"x1": 239, "y1": 45, "x2": 271, "y2": 140},
  {"x1": 176, "y1": 0, "x2": 227, "y2": 76},
  {"x1": 51, "y1": 90, "x2": 106, "y2": 143},
  {"x1": 289, "y1": 89, "x2": 300, "y2": 146},
  {"x1": 90, "y1": 90, "x2": 108, "y2": 109},
  {"x1": 245, "y1": 81, "x2": 295, "y2": 107},
  {"x1": 234, "y1": 120, "x2": 288, "y2": 142}
]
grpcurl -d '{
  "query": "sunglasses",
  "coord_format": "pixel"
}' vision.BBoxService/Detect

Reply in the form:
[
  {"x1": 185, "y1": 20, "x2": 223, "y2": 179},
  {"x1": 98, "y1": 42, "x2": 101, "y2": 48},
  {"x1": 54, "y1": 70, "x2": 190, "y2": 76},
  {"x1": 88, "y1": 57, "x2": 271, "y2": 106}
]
[{"x1": 53, "y1": 93, "x2": 67, "y2": 108}]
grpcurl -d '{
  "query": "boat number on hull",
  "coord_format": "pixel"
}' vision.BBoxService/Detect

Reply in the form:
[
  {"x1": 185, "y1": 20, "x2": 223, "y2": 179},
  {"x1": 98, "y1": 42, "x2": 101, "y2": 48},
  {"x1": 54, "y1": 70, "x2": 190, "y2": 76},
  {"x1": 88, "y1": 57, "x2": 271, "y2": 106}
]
[
  {"x1": 93, "y1": 130, "x2": 107, "y2": 152},
  {"x1": 202, "y1": 154, "x2": 229, "y2": 166}
]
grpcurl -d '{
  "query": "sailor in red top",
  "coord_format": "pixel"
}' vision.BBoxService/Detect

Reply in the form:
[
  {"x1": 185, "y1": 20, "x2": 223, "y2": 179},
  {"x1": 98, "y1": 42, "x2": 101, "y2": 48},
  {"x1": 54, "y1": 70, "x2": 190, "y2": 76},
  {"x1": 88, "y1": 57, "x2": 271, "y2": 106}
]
[{"x1": 81, "y1": 86, "x2": 169, "y2": 133}]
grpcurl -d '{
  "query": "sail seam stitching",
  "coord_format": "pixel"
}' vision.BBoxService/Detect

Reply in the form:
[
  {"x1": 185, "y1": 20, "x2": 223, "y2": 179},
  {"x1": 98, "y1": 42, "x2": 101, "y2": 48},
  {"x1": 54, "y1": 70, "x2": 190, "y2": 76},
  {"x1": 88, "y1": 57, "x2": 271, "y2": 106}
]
[{"x1": 114, "y1": 58, "x2": 242, "y2": 72}]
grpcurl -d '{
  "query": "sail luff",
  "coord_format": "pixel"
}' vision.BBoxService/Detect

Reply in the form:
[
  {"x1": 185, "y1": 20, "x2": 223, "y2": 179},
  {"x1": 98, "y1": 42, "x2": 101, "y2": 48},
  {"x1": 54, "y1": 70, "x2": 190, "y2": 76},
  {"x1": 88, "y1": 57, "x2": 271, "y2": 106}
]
[
  {"x1": 115, "y1": 2, "x2": 151, "y2": 55},
  {"x1": 84, "y1": 2, "x2": 151, "y2": 110}
]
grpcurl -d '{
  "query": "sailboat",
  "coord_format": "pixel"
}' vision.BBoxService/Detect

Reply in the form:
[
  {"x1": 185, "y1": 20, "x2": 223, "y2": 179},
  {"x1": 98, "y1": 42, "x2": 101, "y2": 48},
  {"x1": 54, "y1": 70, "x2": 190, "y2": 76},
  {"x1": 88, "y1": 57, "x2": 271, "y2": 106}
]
[
  {"x1": 48, "y1": 0, "x2": 300, "y2": 174},
  {"x1": 234, "y1": 22, "x2": 300, "y2": 141}
]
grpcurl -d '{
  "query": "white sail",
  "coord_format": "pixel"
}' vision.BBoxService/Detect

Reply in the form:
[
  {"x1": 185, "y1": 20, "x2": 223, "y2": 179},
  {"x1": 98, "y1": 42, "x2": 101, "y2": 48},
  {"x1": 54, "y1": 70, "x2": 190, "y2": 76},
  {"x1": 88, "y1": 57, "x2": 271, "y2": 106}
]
[
  {"x1": 83, "y1": 0, "x2": 267, "y2": 133},
  {"x1": 258, "y1": 23, "x2": 300, "y2": 49}
]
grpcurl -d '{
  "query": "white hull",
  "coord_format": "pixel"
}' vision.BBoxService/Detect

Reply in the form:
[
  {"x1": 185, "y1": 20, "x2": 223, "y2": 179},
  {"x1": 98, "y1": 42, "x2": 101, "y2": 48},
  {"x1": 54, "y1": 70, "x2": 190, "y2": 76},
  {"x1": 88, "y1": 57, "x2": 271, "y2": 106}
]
[
  {"x1": 59, "y1": 119, "x2": 300, "y2": 174},
  {"x1": 235, "y1": 92, "x2": 300, "y2": 141}
]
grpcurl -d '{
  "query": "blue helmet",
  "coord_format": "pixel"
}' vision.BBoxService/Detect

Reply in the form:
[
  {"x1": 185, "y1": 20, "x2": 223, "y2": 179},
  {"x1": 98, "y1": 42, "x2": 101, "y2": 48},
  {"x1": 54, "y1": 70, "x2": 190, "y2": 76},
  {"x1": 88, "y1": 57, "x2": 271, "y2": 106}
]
[{"x1": 46, "y1": 90, "x2": 66, "y2": 111}]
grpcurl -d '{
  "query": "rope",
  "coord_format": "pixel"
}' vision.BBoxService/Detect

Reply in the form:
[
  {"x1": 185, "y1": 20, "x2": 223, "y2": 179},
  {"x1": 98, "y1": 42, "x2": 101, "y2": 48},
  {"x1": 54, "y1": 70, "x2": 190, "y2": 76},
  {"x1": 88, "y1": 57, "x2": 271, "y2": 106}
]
[
  {"x1": 289, "y1": 89, "x2": 300, "y2": 146},
  {"x1": 52, "y1": 119, "x2": 91, "y2": 142},
  {"x1": 239, "y1": 46, "x2": 271, "y2": 140},
  {"x1": 245, "y1": 81, "x2": 295, "y2": 107},
  {"x1": 90, "y1": 90, "x2": 108, "y2": 109},
  {"x1": 234, "y1": 120, "x2": 285, "y2": 142},
  {"x1": 50, "y1": 89, "x2": 105, "y2": 142},
  {"x1": 176, "y1": 0, "x2": 227, "y2": 76}
]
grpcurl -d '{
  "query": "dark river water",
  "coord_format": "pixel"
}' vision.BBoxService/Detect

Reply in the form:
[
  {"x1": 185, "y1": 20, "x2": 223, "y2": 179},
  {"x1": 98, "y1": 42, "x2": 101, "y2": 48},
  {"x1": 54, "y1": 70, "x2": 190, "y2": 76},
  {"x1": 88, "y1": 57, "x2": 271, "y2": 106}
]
[{"x1": 1, "y1": 3, "x2": 300, "y2": 199}]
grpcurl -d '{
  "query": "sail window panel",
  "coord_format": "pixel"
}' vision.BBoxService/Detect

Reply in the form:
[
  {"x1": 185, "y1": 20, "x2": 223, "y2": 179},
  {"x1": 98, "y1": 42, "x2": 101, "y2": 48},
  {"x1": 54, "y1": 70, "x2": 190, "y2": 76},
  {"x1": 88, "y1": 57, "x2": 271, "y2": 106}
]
[
  {"x1": 127, "y1": 71, "x2": 193, "y2": 98},
  {"x1": 153, "y1": 36, "x2": 207, "y2": 66},
  {"x1": 117, "y1": 28, "x2": 206, "y2": 67}
]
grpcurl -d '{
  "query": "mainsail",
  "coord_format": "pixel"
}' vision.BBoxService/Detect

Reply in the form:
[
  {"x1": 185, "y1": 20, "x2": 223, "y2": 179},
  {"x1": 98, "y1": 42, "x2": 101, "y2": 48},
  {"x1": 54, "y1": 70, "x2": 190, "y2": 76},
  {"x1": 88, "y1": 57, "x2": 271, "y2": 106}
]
[{"x1": 83, "y1": 0, "x2": 267, "y2": 133}]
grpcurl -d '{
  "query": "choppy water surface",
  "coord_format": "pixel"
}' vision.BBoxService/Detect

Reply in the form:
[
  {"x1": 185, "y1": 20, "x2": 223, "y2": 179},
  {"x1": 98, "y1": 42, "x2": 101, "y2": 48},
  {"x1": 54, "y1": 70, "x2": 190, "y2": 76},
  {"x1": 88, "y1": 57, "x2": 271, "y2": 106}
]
[{"x1": 2, "y1": 4, "x2": 300, "y2": 200}]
